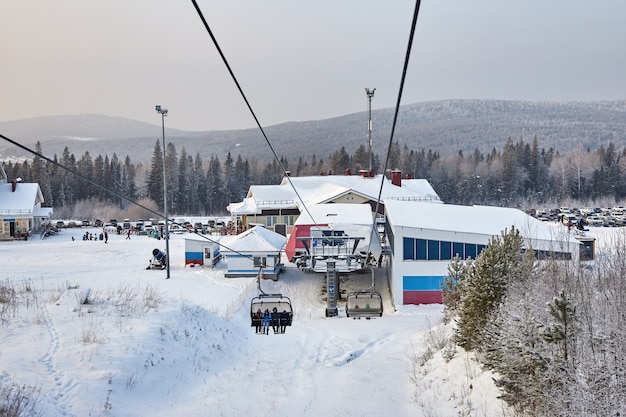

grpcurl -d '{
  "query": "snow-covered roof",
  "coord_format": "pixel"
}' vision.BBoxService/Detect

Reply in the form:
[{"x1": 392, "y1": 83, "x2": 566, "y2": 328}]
[
  {"x1": 183, "y1": 233, "x2": 220, "y2": 244},
  {"x1": 228, "y1": 174, "x2": 442, "y2": 215},
  {"x1": 247, "y1": 185, "x2": 297, "y2": 208},
  {"x1": 296, "y1": 203, "x2": 374, "y2": 226},
  {"x1": 227, "y1": 197, "x2": 258, "y2": 215},
  {"x1": 0, "y1": 182, "x2": 44, "y2": 215},
  {"x1": 384, "y1": 199, "x2": 578, "y2": 244},
  {"x1": 220, "y1": 225, "x2": 286, "y2": 253},
  {"x1": 282, "y1": 174, "x2": 441, "y2": 204}
]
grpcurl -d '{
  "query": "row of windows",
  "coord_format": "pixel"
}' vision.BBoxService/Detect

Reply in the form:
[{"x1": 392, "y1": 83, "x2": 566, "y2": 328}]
[
  {"x1": 403, "y1": 238, "x2": 573, "y2": 262},
  {"x1": 266, "y1": 215, "x2": 295, "y2": 227},
  {"x1": 403, "y1": 237, "x2": 486, "y2": 261}
]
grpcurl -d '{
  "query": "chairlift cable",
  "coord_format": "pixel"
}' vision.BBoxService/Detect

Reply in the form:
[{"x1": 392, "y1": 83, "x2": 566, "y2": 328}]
[
  {"x1": 368, "y1": 0, "x2": 423, "y2": 257},
  {"x1": 189, "y1": 0, "x2": 322, "y2": 231}
]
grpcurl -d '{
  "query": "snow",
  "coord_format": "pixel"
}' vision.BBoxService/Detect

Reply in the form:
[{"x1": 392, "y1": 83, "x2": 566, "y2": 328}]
[{"x1": 0, "y1": 227, "x2": 513, "y2": 416}]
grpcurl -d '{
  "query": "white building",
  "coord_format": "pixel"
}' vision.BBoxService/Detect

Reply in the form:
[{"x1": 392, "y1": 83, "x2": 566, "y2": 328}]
[
  {"x1": 384, "y1": 200, "x2": 581, "y2": 306},
  {"x1": 221, "y1": 226, "x2": 287, "y2": 279},
  {"x1": 0, "y1": 163, "x2": 53, "y2": 240},
  {"x1": 183, "y1": 234, "x2": 221, "y2": 268}
]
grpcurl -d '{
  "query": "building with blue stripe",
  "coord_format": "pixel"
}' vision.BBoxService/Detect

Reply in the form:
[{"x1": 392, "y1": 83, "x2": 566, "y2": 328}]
[{"x1": 384, "y1": 200, "x2": 582, "y2": 306}]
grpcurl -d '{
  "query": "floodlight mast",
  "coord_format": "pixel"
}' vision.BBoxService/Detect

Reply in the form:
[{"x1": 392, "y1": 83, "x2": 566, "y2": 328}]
[
  {"x1": 365, "y1": 88, "x2": 376, "y2": 173},
  {"x1": 155, "y1": 105, "x2": 171, "y2": 279}
]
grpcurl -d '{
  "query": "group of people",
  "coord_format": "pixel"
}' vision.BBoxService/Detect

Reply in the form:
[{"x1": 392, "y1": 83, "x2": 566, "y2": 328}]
[
  {"x1": 254, "y1": 307, "x2": 290, "y2": 335},
  {"x1": 80, "y1": 230, "x2": 108, "y2": 243}
]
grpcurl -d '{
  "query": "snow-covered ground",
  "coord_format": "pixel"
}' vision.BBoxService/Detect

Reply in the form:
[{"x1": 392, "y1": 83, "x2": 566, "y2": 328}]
[{"x1": 1, "y1": 226, "x2": 525, "y2": 417}]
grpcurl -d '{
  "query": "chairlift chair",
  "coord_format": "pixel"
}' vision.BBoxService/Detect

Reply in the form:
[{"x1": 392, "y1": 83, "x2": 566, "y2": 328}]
[
  {"x1": 249, "y1": 261, "x2": 293, "y2": 331},
  {"x1": 345, "y1": 290, "x2": 383, "y2": 319},
  {"x1": 250, "y1": 294, "x2": 293, "y2": 328},
  {"x1": 345, "y1": 266, "x2": 383, "y2": 319}
]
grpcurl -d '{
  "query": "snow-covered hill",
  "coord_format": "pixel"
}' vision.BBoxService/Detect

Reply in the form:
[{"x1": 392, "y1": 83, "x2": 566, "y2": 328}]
[{"x1": 2, "y1": 99, "x2": 625, "y2": 163}]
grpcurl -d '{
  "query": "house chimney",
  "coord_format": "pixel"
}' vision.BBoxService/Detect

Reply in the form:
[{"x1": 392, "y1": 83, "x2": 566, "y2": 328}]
[
  {"x1": 405, "y1": 173, "x2": 412, "y2": 180},
  {"x1": 391, "y1": 170, "x2": 402, "y2": 187},
  {"x1": 284, "y1": 171, "x2": 291, "y2": 177},
  {"x1": 369, "y1": 169, "x2": 375, "y2": 178},
  {"x1": 328, "y1": 170, "x2": 333, "y2": 176},
  {"x1": 359, "y1": 170, "x2": 368, "y2": 178},
  {"x1": 11, "y1": 179, "x2": 17, "y2": 192},
  {"x1": 344, "y1": 168, "x2": 351, "y2": 176}
]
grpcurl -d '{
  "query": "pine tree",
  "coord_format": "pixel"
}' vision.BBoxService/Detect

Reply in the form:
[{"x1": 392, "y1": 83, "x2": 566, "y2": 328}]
[
  {"x1": 193, "y1": 153, "x2": 207, "y2": 214},
  {"x1": 146, "y1": 140, "x2": 164, "y2": 209},
  {"x1": 76, "y1": 151, "x2": 94, "y2": 200},
  {"x1": 441, "y1": 255, "x2": 471, "y2": 323},
  {"x1": 122, "y1": 155, "x2": 137, "y2": 207},
  {"x1": 455, "y1": 227, "x2": 526, "y2": 351},
  {"x1": 206, "y1": 155, "x2": 224, "y2": 214},
  {"x1": 541, "y1": 291, "x2": 578, "y2": 363}
]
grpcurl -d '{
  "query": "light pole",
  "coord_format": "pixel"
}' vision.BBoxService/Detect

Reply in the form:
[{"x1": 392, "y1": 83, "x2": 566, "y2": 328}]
[
  {"x1": 365, "y1": 88, "x2": 376, "y2": 174},
  {"x1": 155, "y1": 105, "x2": 171, "y2": 279}
]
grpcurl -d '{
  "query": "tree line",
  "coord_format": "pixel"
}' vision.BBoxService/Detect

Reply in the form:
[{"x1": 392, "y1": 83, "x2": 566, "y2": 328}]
[{"x1": 2, "y1": 137, "x2": 625, "y2": 219}]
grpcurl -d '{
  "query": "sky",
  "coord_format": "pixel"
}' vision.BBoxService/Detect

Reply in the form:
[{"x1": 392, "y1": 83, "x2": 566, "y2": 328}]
[{"x1": 1, "y1": 0, "x2": 626, "y2": 131}]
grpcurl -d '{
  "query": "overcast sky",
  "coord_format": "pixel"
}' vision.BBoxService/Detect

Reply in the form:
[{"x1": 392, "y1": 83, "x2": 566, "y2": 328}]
[{"x1": 1, "y1": 0, "x2": 625, "y2": 131}]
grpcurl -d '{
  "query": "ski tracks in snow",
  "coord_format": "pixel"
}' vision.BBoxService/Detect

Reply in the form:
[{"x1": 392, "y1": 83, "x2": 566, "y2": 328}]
[{"x1": 39, "y1": 303, "x2": 79, "y2": 417}]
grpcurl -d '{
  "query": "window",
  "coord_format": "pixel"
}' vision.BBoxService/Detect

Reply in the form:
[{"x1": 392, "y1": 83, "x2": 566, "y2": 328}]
[
  {"x1": 266, "y1": 216, "x2": 278, "y2": 227},
  {"x1": 453, "y1": 242, "x2": 464, "y2": 259},
  {"x1": 440, "y1": 241, "x2": 452, "y2": 260},
  {"x1": 465, "y1": 244, "x2": 477, "y2": 259},
  {"x1": 402, "y1": 237, "x2": 487, "y2": 261},
  {"x1": 416, "y1": 239, "x2": 427, "y2": 260},
  {"x1": 427, "y1": 240, "x2": 440, "y2": 260},
  {"x1": 283, "y1": 215, "x2": 294, "y2": 226},
  {"x1": 403, "y1": 237, "x2": 415, "y2": 260}
]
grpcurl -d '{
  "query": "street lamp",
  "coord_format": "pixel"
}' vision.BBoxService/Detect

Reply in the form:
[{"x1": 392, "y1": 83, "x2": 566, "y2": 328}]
[
  {"x1": 155, "y1": 105, "x2": 171, "y2": 279},
  {"x1": 365, "y1": 88, "x2": 376, "y2": 173}
]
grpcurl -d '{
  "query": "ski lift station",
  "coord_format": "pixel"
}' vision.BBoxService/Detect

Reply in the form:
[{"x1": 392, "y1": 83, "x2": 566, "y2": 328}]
[
  {"x1": 220, "y1": 225, "x2": 286, "y2": 279},
  {"x1": 285, "y1": 203, "x2": 382, "y2": 274},
  {"x1": 227, "y1": 170, "x2": 591, "y2": 307}
]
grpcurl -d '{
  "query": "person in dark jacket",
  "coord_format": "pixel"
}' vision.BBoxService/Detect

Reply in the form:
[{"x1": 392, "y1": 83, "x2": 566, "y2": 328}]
[
  {"x1": 280, "y1": 309, "x2": 290, "y2": 334},
  {"x1": 271, "y1": 307, "x2": 280, "y2": 334},
  {"x1": 254, "y1": 309, "x2": 262, "y2": 334}
]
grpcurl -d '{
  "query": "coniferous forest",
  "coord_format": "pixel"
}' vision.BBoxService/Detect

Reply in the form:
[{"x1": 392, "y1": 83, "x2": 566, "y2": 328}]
[{"x1": 2, "y1": 136, "x2": 625, "y2": 220}]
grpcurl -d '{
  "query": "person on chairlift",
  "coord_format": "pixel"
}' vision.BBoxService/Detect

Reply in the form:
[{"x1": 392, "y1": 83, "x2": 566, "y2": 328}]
[
  {"x1": 271, "y1": 307, "x2": 280, "y2": 334},
  {"x1": 254, "y1": 308, "x2": 262, "y2": 334},
  {"x1": 280, "y1": 309, "x2": 289, "y2": 334},
  {"x1": 262, "y1": 309, "x2": 271, "y2": 335}
]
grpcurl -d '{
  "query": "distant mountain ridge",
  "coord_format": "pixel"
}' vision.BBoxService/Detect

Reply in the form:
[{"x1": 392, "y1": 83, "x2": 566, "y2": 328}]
[{"x1": 1, "y1": 99, "x2": 625, "y2": 164}]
